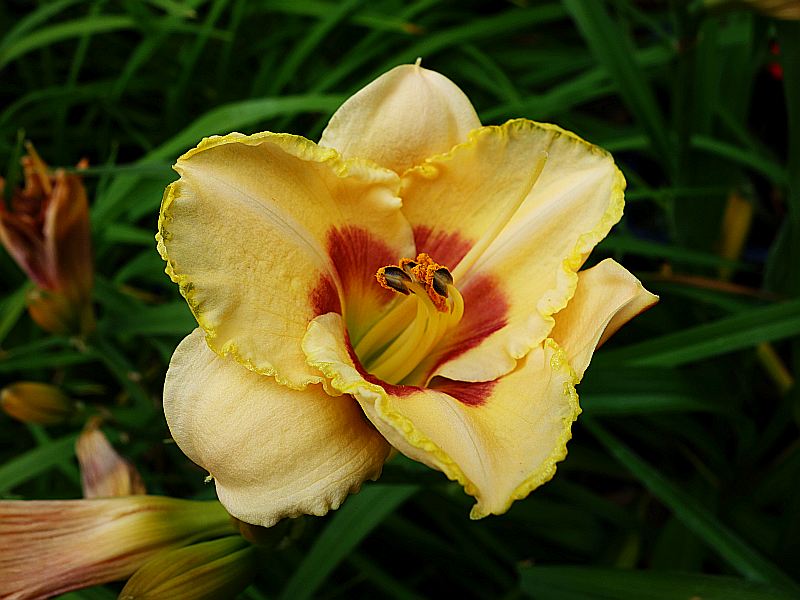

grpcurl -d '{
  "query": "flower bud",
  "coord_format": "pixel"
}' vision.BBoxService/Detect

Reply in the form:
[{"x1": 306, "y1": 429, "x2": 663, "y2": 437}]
[
  {"x1": 76, "y1": 418, "x2": 146, "y2": 498},
  {"x1": 0, "y1": 144, "x2": 94, "y2": 335},
  {"x1": 119, "y1": 536, "x2": 256, "y2": 600},
  {"x1": 0, "y1": 496, "x2": 237, "y2": 599},
  {"x1": 0, "y1": 381, "x2": 74, "y2": 425}
]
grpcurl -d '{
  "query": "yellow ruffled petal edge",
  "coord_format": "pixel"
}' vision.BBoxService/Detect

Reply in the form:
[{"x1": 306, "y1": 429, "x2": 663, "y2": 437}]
[
  {"x1": 156, "y1": 131, "x2": 402, "y2": 390},
  {"x1": 157, "y1": 179, "x2": 299, "y2": 386},
  {"x1": 531, "y1": 120, "x2": 627, "y2": 318},
  {"x1": 303, "y1": 312, "x2": 581, "y2": 518},
  {"x1": 165, "y1": 329, "x2": 390, "y2": 528},
  {"x1": 496, "y1": 339, "x2": 580, "y2": 519},
  {"x1": 404, "y1": 118, "x2": 626, "y2": 383}
]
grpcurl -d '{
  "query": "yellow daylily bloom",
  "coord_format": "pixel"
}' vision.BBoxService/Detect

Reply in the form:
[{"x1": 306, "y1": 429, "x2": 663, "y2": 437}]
[{"x1": 158, "y1": 63, "x2": 658, "y2": 525}]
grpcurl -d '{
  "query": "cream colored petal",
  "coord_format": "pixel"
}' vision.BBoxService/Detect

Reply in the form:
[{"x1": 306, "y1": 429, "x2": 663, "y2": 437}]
[
  {"x1": 304, "y1": 313, "x2": 579, "y2": 519},
  {"x1": 164, "y1": 329, "x2": 391, "y2": 528},
  {"x1": 402, "y1": 119, "x2": 625, "y2": 383},
  {"x1": 319, "y1": 64, "x2": 481, "y2": 174},
  {"x1": 157, "y1": 132, "x2": 413, "y2": 389},
  {"x1": 550, "y1": 259, "x2": 658, "y2": 381}
]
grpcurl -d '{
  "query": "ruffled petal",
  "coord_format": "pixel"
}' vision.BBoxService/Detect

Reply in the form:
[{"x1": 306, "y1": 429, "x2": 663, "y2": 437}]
[
  {"x1": 319, "y1": 64, "x2": 481, "y2": 174},
  {"x1": 304, "y1": 313, "x2": 579, "y2": 519},
  {"x1": 157, "y1": 132, "x2": 413, "y2": 389},
  {"x1": 550, "y1": 259, "x2": 658, "y2": 381},
  {"x1": 163, "y1": 329, "x2": 391, "y2": 527},
  {"x1": 402, "y1": 119, "x2": 625, "y2": 383}
]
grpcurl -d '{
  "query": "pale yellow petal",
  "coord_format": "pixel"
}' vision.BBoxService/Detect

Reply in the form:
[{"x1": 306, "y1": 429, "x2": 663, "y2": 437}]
[
  {"x1": 304, "y1": 313, "x2": 579, "y2": 519},
  {"x1": 550, "y1": 259, "x2": 658, "y2": 381},
  {"x1": 320, "y1": 64, "x2": 481, "y2": 174},
  {"x1": 402, "y1": 119, "x2": 625, "y2": 383},
  {"x1": 157, "y1": 132, "x2": 413, "y2": 389},
  {"x1": 164, "y1": 329, "x2": 390, "y2": 527}
]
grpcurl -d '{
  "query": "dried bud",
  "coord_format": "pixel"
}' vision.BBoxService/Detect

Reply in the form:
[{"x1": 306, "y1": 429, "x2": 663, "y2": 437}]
[
  {"x1": 0, "y1": 381, "x2": 74, "y2": 425},
  {"x1": 119, "y1": 536, "x2": 256, "y2": 600},
  {"x1": 76, "y1": 418, "x2": 146, "y2": 498},
  {"x1": 0, "y1": 144, "x2": 94, "y2": 335},
  {"x1": 0, "y1": 496, "x2": 237, "y2": 599}
]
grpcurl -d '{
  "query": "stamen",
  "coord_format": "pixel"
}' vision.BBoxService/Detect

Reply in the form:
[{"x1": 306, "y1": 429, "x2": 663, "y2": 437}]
[
  {"x1": 431, "y1": 267, "x2": 453, "y2": 298},
  {"x1": 377, "y1": 266, "x2": 412, "y2": 295},
  {"x1": 358, "y1": 254, "x2": 465, "y2": 384}
]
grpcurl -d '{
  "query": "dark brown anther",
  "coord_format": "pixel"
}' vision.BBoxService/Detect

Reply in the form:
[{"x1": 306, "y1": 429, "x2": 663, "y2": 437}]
[
  {"x1": 378, "y1": 266, "x2": 413, "y2": 295},
  {"x1": 432, "y1": 267, "x2": 453, "y2": 297}
]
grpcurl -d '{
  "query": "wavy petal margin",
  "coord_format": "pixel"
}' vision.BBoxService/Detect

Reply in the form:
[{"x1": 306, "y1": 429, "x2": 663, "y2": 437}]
[
  {"x1": 157, "y1": 131, "x2": 412, "y2": 389},
  {"x1": 551, "y1": 259, "x2": 658, "y2": 381},
  {"x1": 303, "y1": 313, "x2": 580, "y2": 519},
  {"x1": 401, "y1": 119, "x2": 625, "y2": 384},
  {"x1": 164, "y1": 329, "x2": 391, "y2": 527}
]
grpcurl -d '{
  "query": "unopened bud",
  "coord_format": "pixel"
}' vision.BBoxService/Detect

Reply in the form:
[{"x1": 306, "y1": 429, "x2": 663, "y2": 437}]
[
  {"x1": 0, "y1": 496, "x2": 237, "y2": 599},
  {"x1": 76, "y1": 418, "x2": 146, "y2": 498},
  {"x1": 0, "y1": 381, "x2": 74, "y2": 425},
  {"x1": 119, "y1": 536, "x2": 256, "y2": 600}
]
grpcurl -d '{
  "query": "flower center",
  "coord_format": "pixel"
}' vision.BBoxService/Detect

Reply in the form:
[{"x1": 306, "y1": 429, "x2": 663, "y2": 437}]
[{"x1": 354, "y1": 253, "x2": 464, "y2": 385}]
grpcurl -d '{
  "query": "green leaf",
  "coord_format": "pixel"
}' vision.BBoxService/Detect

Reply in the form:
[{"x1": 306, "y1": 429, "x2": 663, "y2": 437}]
[
  {"x1": 279, "y1": 484, "x2": 417, "y2": 600},
  {"x1": 585, "y1": 419, "x2": 798, "y2": 590},
  {"x1": 0, "y1": 16, "x2": 138, "y2": 70},
  {"x1": 691, "y1": 135, "x2": 789, "y2": 186},
  {"x1": 0, "y1": 433, "x2": 78, "y2": 495},
  {"x1": 596, "y1": 298, "x2": 800, "y2": 367},
  {"x1": 562, "y1": 0, "x2": 671, "y2": 161},
  {"x1": 102, "y1": 302, "x2": 194, "y2": 336},
  {"x1": 0, "y1": 284, "x2": 30, "y2": 345},
  {"x1": 519, "y1": 565, "x2": 797, "y2": 600}
]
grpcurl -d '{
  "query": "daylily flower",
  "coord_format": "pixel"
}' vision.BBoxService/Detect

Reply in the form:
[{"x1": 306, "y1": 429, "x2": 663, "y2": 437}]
[
  {"x1": 0, "y1": 143, "x2": 94, "y2": 336},
  {"x1": 158, "y1": 64, "x2": 657, "y2": 526}
]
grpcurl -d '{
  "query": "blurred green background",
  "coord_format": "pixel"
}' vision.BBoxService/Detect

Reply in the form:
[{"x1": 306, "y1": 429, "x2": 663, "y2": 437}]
[{"x1": 2, "y1": 0, "x2": 800, "y2": 598}]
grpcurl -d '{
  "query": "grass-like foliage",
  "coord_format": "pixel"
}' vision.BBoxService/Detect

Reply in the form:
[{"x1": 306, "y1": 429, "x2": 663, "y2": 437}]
[{"x1": 1, "y1": 1, "x2": 799, "y2": 598}]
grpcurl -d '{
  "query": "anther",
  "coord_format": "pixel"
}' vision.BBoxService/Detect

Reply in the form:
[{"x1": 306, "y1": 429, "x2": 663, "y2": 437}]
[
  {"x1": 376, "y1": 266, "x2": 412, "y2": 295},
  {"x1": 431, "y1": 267, "x2": 453, "y2": 298},
  {"x1": 399, "y1": 259, "x2": 418, "y2": 276}
]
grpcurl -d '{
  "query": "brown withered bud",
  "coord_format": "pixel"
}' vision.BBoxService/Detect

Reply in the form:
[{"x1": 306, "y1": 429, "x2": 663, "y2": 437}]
[
  {"x1": 76, "y1": 418, "x2": 147, "y2": 498},
  {"x1": 0, "y1": 143, "x2": 94, "y2": 335}
]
